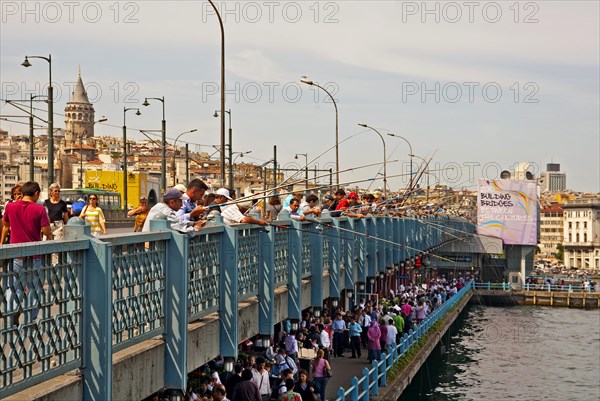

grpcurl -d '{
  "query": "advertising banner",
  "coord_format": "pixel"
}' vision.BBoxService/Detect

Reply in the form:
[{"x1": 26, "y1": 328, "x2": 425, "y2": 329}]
[{"x1": 477, "y1": 179, "x2": 538, "y2": 245}]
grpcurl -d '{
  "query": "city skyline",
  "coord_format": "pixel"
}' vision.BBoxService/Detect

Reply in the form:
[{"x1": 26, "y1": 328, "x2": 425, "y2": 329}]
[{"x1": 1, "y1": 1, "x2": 598, "y2": 193}]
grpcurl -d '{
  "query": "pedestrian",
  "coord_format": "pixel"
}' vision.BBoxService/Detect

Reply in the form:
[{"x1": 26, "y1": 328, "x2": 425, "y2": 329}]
[
  {"x1": 331, "y1": 312, "x2": 347, "y2": 357},
  {"x1": 348, "y1": 316, "x2": 362, "y2": 358},
  {"x1": 251, "y1": 357, "x2": 271, "y2": 401},
  {"x1": 176, "y1": 179, "x2": 209, "y2": 222},
  {"x1": 231, "y1": 369, "x2": 261, "y2": 401},
  {"x1": 312, "y1": 349, "x2": 331, "y2": 401},
  {"x1": 142, "y1": 188, "x2": 204, "y2": 232},
  {"x1": 367, "y1": 320, "x2": 382, "y2": 363},
  {"x1": 1, "y1": 181, "x2": 52, "y2": 323},
  {"x1": 0, "y1": 184, "x2": 23, "y2": 245},
  {"x1": 278, "y1": 378, "x2": 302, "y2": 401},
  {"x1": 43, "y1": 183, "x2": 69, "y2": 240},
  {"x1": 127, "y1": 196, "x2": 150, "y2": 232},
  {"x1": 211, "y1": 383, "x2": 231, "y2": 401},
  {"x1": 80, "y1": 194, "x2": 107, "y2": 236},
  {"x1": 293, "y1": 369, "x2": 317, "y2": 401},
  {"x1": 284, "y1": 198, "x2": 306, "y2": 221},
  {"x1": 265, "y1": 195, "x2": 282, "y2": 221}
]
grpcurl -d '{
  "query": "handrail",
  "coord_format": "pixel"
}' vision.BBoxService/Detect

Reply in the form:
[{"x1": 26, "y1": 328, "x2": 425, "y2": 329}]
[{"x1": 471, "y1": 282, "x2": 596, "y2": 293}]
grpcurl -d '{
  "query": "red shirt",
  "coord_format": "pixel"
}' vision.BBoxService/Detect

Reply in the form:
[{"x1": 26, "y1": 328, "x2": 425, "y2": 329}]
[
  {"x1": 2, "y1": 200, "x2": 50, "y2": 244},
  {"x1": 335, "y1": 198, "x2": 349, "y2": 210}
]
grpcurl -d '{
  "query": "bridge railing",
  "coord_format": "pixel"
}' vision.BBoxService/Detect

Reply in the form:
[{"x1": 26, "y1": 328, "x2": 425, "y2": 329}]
[
  {"x1": 472, "y1": 282, "x2": 596, "y2": 293},
  {"x1": 1, "y1": 213, "x2": 474, "y2": 400},
  {"x1": 335, "y1": 282, "x2": 473, "y2": 401}
]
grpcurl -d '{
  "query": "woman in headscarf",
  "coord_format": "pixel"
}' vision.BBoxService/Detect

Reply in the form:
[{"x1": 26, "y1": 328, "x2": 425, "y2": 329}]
[{"x1": 367, "y1": 320, "x2": 381, "y2": 364}]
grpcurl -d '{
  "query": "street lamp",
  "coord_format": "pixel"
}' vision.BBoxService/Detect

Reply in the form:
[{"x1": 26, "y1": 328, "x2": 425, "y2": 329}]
[
  {"x1": 123, "y1": 107, "x2": 141, "y2": 210},
  {"x1": 80, "y1": 117, "x2": 107, "y2": 188},
  {"x1": 387, "y1": 133, "x2": 414, "y2": 191},
  {"x1": 214, "y1": 109, "x2": 232, "y2": 188},
  {"x1": 294, "y1": 153, "x2": 309, "y2": 190},
  {"x1": 142, "y1": 96, "x2": 166, "y2": 193},
  {"x1": 205, "y1": 0, "x2": 226, "y2": 187},
  {"x1": 300, "y1": 76, "x2": 339, "y2": 189},
  {"x1": 233, "y1": 150, "x2": 251, "y2": 164},
  {"x1": 171, "y1": 129, "x2": 198, "y2": 186},
  {"x1": 22, "y1": 54, "x2": 53, "y2": 186},
  {"x1": 358, "y1": 124, "x2": 387, "y2": 199}
]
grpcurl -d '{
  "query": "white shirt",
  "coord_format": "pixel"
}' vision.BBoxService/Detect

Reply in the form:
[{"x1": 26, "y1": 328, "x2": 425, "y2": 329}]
[
  {"x1": 220, "y1": 204, "x2": 246, "y2": 225},
  {"x1": 142, "y1": 203, "x2": 195, "y2": 233},
  {"x1": 319, "y1": 330, "x2": 331, "y2": 347},
  {"x1": 386, "y1": 324, "x2": 398, "y2": 345},
  {"x1": 251, "y1": 368, "x2": 271, "y2": 396}
]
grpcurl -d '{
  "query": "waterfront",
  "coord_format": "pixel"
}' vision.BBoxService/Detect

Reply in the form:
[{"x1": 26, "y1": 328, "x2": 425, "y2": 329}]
[{"x1": 400, "y1": 305, "x2": 600, "y2": 401}]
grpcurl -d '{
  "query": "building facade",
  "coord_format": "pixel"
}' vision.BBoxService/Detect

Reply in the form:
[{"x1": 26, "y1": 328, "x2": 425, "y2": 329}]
[
  {"x1": 538, "y1": 203, "x2": 563, "y2": 257},
  {"x1": 563, "y1": 198, "x2": 600, "y2": 270},
  {"x1": 539, "y1": 163, "x2": 567, "y2": 192}
]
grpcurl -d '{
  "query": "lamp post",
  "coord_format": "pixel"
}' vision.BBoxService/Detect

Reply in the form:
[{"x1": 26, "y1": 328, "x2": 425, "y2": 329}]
[
  {"x1": 300, "y1": 76, "x2": 339, "y2": 189},
  {"x1": 80, "y1": 117, "x2": 107, "y2": 188},
  {"x1": 28, "y1": 94, "x2": 47, "y2": 180},
  {"x1": 411, "y1": 154, "x2": 430, "y2": 202},
  {"x1": 142, "y1": 96, "x2": 166, "y2": 193},
  {"x1": 123, "y1": 107, "x2": 141, "y2": 210},
  {"x1": 171, "y1": 129, "x2": 198, "y2": 186},
  {"x1": 294, "y1": 153, "x2": 309, "y2": 190},
  {"x1": 214, "y1": 109, "x2": 232, "y2": 188},
  {"x1": 358, "y1": 124, "x2": 387, "y2": 199},
  {"x1": 232, "y1": 150, "x2": 251, "y2": 164},
  {"x1": 205, "y1": 0, "x2": 226, "y2": 187},
  {"x1": 22, "y1": 54, "x2": 53, "y2": 186},
  {"x1": 387, "y1": 133, "x2": 413, "y2": 191}
]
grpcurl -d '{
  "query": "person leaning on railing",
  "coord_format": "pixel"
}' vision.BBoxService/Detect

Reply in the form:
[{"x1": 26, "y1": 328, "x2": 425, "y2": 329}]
[{"x1": 127, "y1": 196, "x2": 150, "y2": 232}]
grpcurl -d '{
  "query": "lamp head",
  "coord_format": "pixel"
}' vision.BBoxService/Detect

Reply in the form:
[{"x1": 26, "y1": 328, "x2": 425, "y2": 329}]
[
  {"x1": 295, "y1": 154, "x2": 298, "y2": 159},
  {"x1": 190, "y1": 129, "x2": 198, "y2": 133},
  {"x1": 97, "y1": 117, "x2": 108, "y2": 123},
  {"x1": 358, "y1": 123, "x2": 367, "y2": 128},
  {"x1": 135, "y1": 109, "x2": 141, "y2": 116},
  {"x1": 213, "y1": 111, "x2": 219, "y2": 118},
  {"x1": 142, "y1": 98, "x2": 150, "y2": 107},
  {"x1": 21, "y1": 57, "x2": 32, "y2": 67},
  {"x1": 300, "y1": 76, "x2": 314, "y2": 85}
]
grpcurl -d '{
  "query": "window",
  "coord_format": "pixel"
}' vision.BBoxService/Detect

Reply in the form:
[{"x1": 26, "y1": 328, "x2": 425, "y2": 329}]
[
  {"x1": 576, "y1": 233, "x2": 580, "y2": 243},
  {"x1": 569, "y1": 222, "x2": 572, "y2": 229},
  {"x1": 584, "y1": 233, "x2": 587, "y2": 242},
  {"x1": 584, "y1": 221, "x2": 587, "y2": 229}
]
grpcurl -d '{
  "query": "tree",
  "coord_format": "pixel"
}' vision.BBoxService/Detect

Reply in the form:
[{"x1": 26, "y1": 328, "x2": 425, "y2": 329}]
[{"x1": 554, "y1": 243, "x2": 564, "y2": 262}]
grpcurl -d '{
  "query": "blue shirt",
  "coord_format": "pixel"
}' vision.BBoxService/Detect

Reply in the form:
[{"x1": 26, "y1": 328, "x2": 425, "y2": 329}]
[
  {"x1": 176, "y1": 196, "x2": 196, "y2": 222},
  {"x1": 348, "y1": 322, "x2": 362, "y2": 337},
  {"x1": 331, "y1": 318, "x2": 346, "y2": 332}
]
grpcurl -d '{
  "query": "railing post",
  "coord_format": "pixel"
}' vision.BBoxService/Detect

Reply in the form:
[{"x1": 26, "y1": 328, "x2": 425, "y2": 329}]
[
  {"x1": 345, "y1": 219, "x2": 356, "y2": 301},
  {"x1": 258, "y1": 223, "x2": 275, "y2": 337},
  {"x1": 380, "y1": 356, "x2": 387, "y2": 387},
  {"x1": 356, "y1": 219, "x2": 367, "y2": 286},
  {"x1": 164, "y1": 230, "x2": 189, "y2": 391},
  {"x1": 220, "y1": 225, "x2": 239, "y2": 359},
  {"x1": 487, "y1": 282, "x2": 491, "y2": 290},
  {"x1": 371, "y1": 360, "x2": 379, "y2": 396},
  {"x1": 82, "y1": 228, "x2": 113, "y2": 401},
  {"x1": 351, "y1": 376, "x2": 359, "y2": 401},
  {"x1": 366, "y1": 218, "x2": 377, "y2": 292},
  {"x1": 288, "y1": 220, "x2": 303, "y2": 321},
  {"x1": 362, "y1": 367, "x2": 370, "y2": 401}
]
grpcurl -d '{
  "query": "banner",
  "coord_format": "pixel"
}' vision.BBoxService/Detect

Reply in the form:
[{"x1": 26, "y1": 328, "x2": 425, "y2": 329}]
[{"x1": 477, "y1": 179, "x2": 538, "y2": 245}]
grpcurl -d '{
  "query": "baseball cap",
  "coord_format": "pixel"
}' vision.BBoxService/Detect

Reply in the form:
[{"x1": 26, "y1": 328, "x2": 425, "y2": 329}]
[
  {"x1": 324, "y1": 195, "x2": 334, "y2": 201},
  {"x1": 216, "y1": 188, "x2": 232, "y2": 200},
  {"x1": 174, "y1": 184, "x2": 187, "y2": 192},
  {"x1": 348, "y1": 191, "x2": 359, "y2": 200},
  {"x1": 164, "y1": 188, "x2": 184, "y2": 201}
]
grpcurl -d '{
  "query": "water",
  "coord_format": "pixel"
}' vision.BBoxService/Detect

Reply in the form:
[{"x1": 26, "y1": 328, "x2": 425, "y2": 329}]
[{"x1": 399, "y1": 305, "x2": 600, "y2": 401}]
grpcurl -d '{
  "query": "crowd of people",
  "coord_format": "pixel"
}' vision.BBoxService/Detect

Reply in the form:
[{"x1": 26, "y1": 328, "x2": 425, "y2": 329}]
[{"x1": 175, "y1": 277, "x2": 470, "y2": 401}]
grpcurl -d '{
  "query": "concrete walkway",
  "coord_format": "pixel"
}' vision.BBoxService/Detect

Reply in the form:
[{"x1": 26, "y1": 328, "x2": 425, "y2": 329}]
[{"x1": 325, "y1": 352, "x2": 374, "y2": 400}]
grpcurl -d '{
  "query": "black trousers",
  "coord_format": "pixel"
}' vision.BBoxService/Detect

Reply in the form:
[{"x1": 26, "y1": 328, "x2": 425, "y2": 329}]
[
  {"x1": 350, "y1": 335, "x2": 362, "y2": 357},
  {"x1": 333, "y1": 331, "x2": 345, "y2": 356}
]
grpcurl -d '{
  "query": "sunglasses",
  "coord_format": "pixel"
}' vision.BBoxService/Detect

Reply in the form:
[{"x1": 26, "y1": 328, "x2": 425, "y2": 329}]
[{"x1": 89, "y1": 197, "x2": 97, "y2": 200}]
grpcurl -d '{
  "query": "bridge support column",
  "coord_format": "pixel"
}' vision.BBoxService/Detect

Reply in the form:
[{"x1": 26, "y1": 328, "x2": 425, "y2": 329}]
[
  {"x1": 288, "y1": 221, "x2": 302, "y2": 321},
  {"x1": 310, "y1": 221, "x2": 324, "y2": 309},
  {"x1": 220, "y1": 226, "x2": 239, "y2": 359},
  {"x1": 329, "y1": 219, "x2": 341, "y2": 302},
  {"x1": 164, "y1": 231, "x2": 189, "y2": 391},
  {"x1": 366, "y1": 217, "x2": 377, "y2": 294},
  {"x1": 82, "y1": 227, "x2": 113, "y2": 401},
  {"x1": 258, "y1": 224, "x2": 275, "y2": 338},
  {"x1": 344, "y1": 219, "x2": 356, "y2": 308}
]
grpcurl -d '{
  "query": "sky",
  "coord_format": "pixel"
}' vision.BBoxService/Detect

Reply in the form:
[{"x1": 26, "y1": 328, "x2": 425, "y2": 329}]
[{"x1": 1, "y1": 0, "x2": 599, "y2": 193}]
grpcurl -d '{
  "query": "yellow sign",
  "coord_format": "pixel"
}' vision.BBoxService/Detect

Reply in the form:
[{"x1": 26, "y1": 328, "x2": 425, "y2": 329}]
[{"x1": 84, "y1": 171, "x2": 149, "y2": 209}]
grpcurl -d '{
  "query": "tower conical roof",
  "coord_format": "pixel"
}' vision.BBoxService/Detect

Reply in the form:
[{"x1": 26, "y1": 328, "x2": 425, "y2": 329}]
[{"x1": 71, "y1": 68, "x2": 90, "y2": 104}]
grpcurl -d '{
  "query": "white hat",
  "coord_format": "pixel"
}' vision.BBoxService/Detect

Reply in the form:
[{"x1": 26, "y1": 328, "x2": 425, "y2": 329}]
[
  {"x1": 216, "y1": 188, "x2": 232, "y2": 200},
  {"x1": 174, "y1": 184, "x2": 187, "y2": 193}
]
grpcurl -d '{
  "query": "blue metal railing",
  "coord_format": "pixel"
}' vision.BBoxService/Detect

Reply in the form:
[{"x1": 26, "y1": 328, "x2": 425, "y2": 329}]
[
  {"x1": 1, "y1": 214, "x2": 474, "y2": 400},
  {"x1": 471, "y1": 282, "x2": 597, "y2": 293},
  {"x1": 335, "y1": 283, "x2": 474, "y2": 401}
]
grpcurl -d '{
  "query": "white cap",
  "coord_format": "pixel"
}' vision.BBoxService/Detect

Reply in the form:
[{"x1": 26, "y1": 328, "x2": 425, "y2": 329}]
[
  {"x1": 174, "y1": 184, "x2": 187, "y2": 193},
  {"x1": 216, "y1": 188, "x2": 232, "y2": 200}
]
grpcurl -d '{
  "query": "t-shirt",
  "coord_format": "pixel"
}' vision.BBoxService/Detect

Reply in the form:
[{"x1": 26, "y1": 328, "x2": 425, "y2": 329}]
[
  {"x1": 2, "y1": 200, "x2": 50, "y2": 243},
  {"x1": 44, "y1": 199, "x2": 68, "y2": 222},
  {"x1": 335, "y1": 199, "x2": 349, "y2": 210}
]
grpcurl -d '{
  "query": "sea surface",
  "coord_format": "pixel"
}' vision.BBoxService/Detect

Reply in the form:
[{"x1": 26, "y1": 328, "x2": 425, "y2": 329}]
[{"x1": 399, "y1": 304, "x2": 600, "y2": 401}]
